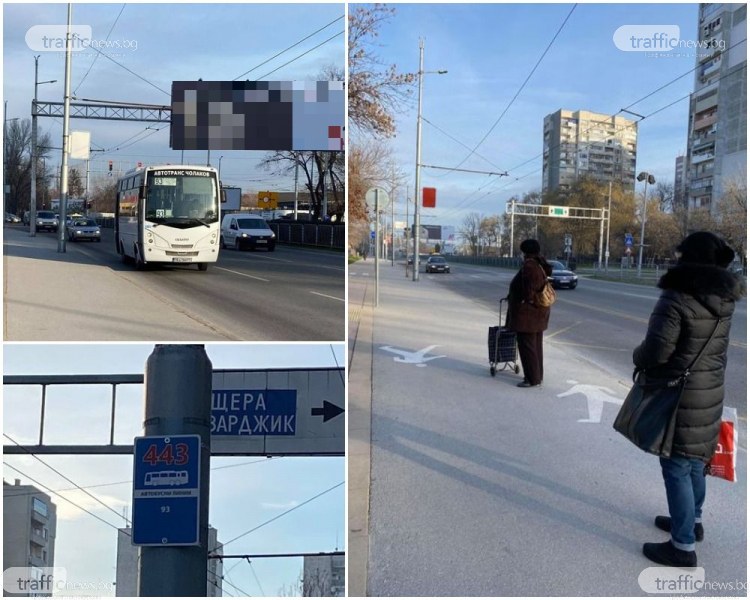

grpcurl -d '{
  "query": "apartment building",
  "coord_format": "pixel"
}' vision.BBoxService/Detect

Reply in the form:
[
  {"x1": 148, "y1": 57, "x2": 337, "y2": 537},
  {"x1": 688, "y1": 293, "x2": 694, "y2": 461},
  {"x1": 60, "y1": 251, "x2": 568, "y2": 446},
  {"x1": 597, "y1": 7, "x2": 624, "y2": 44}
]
[
  {"x1": 542, "y1": 109, "x2": 637, "y2": 194},
  {"x1": 685, "y1": 3, "x2": 747, "y2": 210},
  {"x1": 303, "y1": 553, "x2": 345, "y2": 596},
  {"x1": 3, "y1": 479, "x2": 58, "y2": 597}
]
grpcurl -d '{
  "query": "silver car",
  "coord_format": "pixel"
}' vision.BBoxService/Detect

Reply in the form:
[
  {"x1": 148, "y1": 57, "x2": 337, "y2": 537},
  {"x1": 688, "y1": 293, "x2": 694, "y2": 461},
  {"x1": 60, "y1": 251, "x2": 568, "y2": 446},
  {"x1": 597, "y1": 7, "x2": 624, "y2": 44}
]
[{"x1": 68, "y1": 218, "x2": 101, "y2": 242}]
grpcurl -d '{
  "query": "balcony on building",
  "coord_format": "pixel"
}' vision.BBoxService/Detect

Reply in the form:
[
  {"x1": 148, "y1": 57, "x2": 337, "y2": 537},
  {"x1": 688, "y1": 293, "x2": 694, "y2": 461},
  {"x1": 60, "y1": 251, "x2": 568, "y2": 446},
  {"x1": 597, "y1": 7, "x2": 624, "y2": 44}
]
[
  {"x1": 693, "y1": 111, "x2": 718, "y2": 131},
  {"x1": 691, "y1": 151, "x2": 714, "y2": 164}
]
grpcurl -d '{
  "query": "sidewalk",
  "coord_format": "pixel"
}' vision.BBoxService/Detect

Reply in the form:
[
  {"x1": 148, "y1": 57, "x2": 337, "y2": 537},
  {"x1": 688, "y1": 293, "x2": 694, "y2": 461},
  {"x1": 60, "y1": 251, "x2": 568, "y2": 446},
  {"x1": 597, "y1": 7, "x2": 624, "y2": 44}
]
[
  {"x1": 3, "y1": 225, "x2": 229, "y2": 340},
  {"x1": 350, "y1": 258, "x2": 746, "y2": 596},
  {"x1": 347, "y1": 257, "x2": 374, "y2": 597}
]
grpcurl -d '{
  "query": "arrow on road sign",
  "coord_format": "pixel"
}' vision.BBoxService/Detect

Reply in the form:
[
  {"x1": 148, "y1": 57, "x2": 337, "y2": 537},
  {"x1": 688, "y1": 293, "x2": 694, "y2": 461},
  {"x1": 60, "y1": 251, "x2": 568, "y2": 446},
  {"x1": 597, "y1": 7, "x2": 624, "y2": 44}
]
[{"x1": 311, "y1": 401, "x2": 344, "y2": 422}]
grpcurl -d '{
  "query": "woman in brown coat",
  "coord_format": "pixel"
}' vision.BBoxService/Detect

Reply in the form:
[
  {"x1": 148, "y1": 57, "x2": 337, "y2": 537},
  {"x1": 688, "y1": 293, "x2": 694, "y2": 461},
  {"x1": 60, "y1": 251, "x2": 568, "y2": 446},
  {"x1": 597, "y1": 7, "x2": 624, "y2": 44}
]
[{"x1": 505, "y1": 239, "x2": 552, "y2": 387}]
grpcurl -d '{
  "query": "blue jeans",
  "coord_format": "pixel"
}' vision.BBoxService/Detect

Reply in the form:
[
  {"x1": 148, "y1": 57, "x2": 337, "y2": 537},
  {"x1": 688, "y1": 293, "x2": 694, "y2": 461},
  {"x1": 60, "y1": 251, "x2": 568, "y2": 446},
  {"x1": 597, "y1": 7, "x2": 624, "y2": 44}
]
[{"x1": 659, "y1": 456, "x2": 706, "y2": 551}]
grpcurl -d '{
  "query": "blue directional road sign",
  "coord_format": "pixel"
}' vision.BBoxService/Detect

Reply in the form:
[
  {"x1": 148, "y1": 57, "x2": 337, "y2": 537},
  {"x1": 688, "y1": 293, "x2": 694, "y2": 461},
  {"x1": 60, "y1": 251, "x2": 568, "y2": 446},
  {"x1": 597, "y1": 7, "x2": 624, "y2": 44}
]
[
  {"x1": 625, "y1": 233, "x2": 634, "y2": 247},
  {"x1": 132, "y1": 434, "x2": 201, "y2": 546}
]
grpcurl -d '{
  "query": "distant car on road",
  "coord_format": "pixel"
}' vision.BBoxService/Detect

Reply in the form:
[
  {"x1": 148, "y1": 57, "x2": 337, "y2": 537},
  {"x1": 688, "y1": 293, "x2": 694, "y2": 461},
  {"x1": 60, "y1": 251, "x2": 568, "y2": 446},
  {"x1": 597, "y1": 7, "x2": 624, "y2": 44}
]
[
  {"x1": 425, "y1": 255, "x2": 451, "y2": 274},
  {"x1": 35, "y1": 211, "x2": 59, "y2": 232},
  {"x1": 5, "y1": 213, "x2": 21, "y2": 223},
  {"x1": 68, "y1": 218, "x2": 101, "y2": 242},
  {"x1": 548, "y1": 260, "x2": 578, "y2": 289}
]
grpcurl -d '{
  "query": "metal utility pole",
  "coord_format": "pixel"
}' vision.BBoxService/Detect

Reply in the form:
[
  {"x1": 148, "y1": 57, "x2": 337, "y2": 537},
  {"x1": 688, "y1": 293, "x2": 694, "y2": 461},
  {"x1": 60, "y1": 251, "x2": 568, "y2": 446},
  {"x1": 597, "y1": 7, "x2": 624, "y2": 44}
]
[
  {"x1": 57, "y1": 4, "x2": 73, "y2": 253},
  {"x1": 413, "y1": 39, "x2": 425, "y2": 282},
  {"x1": 138, "y1": 345, "x2": 212, "y2": 597},
  {"x1": 390, "y1": 184, "x2": 395, "y2": 267},
  {"x1": 604, "y1": 181, "x2": 612, "y2": 272},
  {"x1": 293, "y1": 152, "x2": 299, "y2": 219},
  {"x1": 374, "y1": 188, "x2": 380, "y2": 307},
  {"x1": 30, "y1": 58, "x2": 55, "y2": 235}
]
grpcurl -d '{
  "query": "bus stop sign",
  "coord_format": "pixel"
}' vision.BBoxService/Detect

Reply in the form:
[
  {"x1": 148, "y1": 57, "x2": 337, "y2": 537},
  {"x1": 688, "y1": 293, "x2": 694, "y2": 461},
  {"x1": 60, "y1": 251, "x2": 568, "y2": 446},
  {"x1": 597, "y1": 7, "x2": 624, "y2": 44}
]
[{"x1": 132, "y1": 434, "x2": 201, "y2": 546}]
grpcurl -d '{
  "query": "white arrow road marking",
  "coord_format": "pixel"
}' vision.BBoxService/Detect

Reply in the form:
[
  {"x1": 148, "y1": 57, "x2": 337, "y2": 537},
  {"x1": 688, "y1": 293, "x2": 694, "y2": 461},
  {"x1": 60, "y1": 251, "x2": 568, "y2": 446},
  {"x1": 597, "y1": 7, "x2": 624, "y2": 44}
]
[
  {"x1": 557, "y1": 379, "x2": 624, "y2": 423},
  {"x1": 380, "y1": 345, "x2": 446, "y2": 367}
]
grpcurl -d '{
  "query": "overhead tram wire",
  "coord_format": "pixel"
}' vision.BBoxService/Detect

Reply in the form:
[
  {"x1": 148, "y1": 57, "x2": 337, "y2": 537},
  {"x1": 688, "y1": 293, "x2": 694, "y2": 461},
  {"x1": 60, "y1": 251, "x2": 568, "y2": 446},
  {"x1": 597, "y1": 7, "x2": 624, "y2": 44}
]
[
  {"x1": 3, "y1": 462, "x2": 127, "y2": 534},
  {"x1": 441, "y1": 41, "x2": 748, "y2": 216},
  {"x1": 492, "y1": 60, "x2": 748, "y2": 196},
  {"x1": 234, "y1": 15, "x2": 344, "y2": 80},
  {"x1": 502, "y1": 35, "x2": 748, "y2": 177},
  {"x1": 435, "y1": 4, "x2": 577, "y2": 177},
  {"x1": 257, "y1": 30, "x2": 345, "y2": 80},
  {"x1": 3, "y1": 433, "x2": 131, "y2": 526},
  {"x1": 70, "y1": 32, "x2": 170, "y2": 97},
  {"x1": 421, "y1": 116, "x2": 508, "y2": 176},
  {"x1": 3, "y1": 462, "x2": 254, "y2": 597},
  {"x1": 213, "y1": 481, "x2": 344, "y2": 551},
  {"x1": 73, "y1": 3, "x2": 126, "y2": 95}
]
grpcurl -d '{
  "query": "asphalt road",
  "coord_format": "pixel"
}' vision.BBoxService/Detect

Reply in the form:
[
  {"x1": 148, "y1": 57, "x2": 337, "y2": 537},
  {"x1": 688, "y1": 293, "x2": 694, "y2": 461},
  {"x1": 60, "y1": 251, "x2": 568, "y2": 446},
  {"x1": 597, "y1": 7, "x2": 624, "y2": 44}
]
[
  {"x1": 429, "y1": 261, "x2": 747, "y2": 419},
  {"x1": 361, "y1": 260, "x2": 746, "y2": 597},
  {"x1": 3, "y1": 224, "x2": 345, "y2": 341}
]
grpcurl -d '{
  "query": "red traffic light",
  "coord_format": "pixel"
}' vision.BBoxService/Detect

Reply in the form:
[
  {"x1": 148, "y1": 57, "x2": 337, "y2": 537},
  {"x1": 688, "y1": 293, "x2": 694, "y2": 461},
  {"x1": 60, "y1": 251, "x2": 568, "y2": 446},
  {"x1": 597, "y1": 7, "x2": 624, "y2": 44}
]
[{"x1": 108, "y1": 161, "x2": 113, "y2": 171}]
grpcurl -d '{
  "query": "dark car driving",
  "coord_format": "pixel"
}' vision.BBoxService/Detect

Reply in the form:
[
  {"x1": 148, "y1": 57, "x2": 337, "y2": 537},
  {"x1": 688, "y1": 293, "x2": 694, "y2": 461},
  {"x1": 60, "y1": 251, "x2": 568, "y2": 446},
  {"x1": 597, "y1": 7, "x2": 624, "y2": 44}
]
[
  {"x1": 548, "y1": 260, "x2": 578, "y2": 289},
  {"x1": 425, "y1": 255, "x2": 450, "y2": 273}
]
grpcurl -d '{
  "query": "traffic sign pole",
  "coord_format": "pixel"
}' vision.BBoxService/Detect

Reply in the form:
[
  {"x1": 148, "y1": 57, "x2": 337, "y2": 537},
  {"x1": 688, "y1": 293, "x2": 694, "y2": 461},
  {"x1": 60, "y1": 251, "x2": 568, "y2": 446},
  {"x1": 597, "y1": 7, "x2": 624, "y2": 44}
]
[{"x1": 138, "y1": 345, "x2": 213, "y2": 597}]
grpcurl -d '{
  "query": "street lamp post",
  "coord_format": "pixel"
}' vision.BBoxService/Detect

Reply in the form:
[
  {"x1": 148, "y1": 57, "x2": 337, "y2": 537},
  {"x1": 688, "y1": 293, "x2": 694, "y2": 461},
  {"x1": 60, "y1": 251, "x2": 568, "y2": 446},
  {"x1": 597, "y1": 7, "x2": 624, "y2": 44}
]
[
  {"x1": 218, "y1": 155, "x2": 224, "y2": 181},
  {"x1": 636, "y1": 171, "x2": 655, "y2": 278},
  {"x1": 31, "y1": 55, "x2": 57, "y2": 237},
  {"x1": 412, "y1": 39, "x2": 447, "y2": 282}
]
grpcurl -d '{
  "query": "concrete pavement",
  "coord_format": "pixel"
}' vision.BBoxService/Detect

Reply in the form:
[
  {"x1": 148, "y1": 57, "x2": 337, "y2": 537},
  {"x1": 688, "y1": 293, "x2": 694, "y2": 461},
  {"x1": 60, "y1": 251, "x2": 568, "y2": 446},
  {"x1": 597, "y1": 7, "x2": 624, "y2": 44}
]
[
  {"x1": 349, "y1": 257, "x2": 746, "y2": 596},
  {"x1": 3, "y1": 224, "x2": 233, "y2": 340}
]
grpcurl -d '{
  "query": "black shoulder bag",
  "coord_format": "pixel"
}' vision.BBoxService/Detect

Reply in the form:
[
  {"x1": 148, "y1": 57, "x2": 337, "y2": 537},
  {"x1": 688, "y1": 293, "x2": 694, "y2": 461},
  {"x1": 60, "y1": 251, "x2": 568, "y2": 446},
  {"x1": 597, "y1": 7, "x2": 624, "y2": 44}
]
[{"x1": 613, "y1": 318, "x2": 723, "y2": 458}]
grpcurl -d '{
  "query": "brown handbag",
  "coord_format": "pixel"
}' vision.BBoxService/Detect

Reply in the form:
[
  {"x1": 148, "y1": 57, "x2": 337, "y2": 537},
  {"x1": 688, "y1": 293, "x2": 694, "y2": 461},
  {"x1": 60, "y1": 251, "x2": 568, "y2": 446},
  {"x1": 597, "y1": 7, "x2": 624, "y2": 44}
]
[{"x1": 535, "y1": 264, "x2": 556, "y2": 307}]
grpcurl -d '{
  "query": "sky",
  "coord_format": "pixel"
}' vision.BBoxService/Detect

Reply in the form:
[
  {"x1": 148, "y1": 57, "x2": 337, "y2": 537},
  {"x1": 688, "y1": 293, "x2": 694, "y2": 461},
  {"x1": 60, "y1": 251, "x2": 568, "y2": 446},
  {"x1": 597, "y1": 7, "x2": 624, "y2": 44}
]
[
  {"x1": 352, "y1": 2, "x2": 737, "y2": 229},
  {"x1": 2, "y1": 2, "x2": 345, "y2": 194},
  {"x1": 3, "y1": 343, "x2": 345, "y2": 597}
]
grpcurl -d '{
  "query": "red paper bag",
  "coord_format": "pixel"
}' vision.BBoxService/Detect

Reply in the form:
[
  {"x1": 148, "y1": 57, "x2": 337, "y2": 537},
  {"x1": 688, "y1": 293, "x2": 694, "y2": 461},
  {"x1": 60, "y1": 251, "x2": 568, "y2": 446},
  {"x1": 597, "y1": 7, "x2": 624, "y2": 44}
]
[{"x1": 706, "y1": 407, "x2": 738, "y2": 482}]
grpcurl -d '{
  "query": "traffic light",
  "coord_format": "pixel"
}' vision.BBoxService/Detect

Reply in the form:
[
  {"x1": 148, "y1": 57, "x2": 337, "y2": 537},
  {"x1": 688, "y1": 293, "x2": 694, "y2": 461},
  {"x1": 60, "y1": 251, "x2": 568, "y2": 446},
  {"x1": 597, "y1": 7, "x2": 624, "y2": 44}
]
[{"x1": 108, "y1": 160, "x2": 113, "y2": 172}]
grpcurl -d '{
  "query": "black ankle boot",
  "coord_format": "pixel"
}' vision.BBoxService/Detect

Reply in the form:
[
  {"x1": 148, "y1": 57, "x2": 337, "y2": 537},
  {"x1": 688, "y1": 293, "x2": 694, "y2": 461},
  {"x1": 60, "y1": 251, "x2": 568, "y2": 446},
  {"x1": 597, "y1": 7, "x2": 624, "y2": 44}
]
[{"x1": 643, "y1": 540, "x2": 697, "y2": 567}]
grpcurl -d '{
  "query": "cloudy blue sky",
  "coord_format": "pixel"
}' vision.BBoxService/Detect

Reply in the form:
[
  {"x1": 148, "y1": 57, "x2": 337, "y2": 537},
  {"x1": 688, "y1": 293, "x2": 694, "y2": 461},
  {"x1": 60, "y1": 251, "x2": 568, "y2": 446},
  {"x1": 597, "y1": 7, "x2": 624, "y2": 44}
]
[
  {"x1": 3, "y1": 2, "x2": 345, "y2": 193},
  {"x1": 3, "y1": 343, "x2": 345, "y2": 597},
  {"x1": 354, "y1": 2, "x2": 731, "y2": 228}
]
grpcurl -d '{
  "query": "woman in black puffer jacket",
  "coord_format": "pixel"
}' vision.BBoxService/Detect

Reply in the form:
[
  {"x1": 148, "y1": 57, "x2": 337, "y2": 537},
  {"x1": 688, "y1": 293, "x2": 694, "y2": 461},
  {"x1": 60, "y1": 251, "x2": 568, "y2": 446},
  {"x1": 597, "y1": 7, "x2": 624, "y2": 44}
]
[{"x1": 636, "y1": 232, "x2": 743, "y2": 568}]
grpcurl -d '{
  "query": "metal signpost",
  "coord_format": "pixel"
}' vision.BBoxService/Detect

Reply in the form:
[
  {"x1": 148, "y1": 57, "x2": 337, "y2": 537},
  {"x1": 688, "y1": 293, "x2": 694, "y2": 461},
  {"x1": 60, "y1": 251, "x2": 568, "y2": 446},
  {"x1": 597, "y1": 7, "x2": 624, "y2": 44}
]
[
  {"x1": 132, "y1": 434, "x2": 201, "y2": 546},
  {"x1": 366, "y1": 187, "x2": 388, "y2": 307}
]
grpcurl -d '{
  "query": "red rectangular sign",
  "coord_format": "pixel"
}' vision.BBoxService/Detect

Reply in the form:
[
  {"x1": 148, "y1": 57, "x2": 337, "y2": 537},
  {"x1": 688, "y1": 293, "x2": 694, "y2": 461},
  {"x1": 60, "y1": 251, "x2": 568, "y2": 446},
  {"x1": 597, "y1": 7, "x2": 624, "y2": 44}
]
[{"x1": 422, "y1": 187, "x2": 436, "y2": 208}]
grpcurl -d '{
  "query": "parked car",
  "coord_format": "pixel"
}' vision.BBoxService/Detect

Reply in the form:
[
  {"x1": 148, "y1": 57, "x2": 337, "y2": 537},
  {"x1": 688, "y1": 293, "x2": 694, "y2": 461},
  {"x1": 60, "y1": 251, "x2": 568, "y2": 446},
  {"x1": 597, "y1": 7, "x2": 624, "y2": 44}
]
[
  {"x1": 548, "y1": 260, "x2": 578, "y2": 289},
  {"x1": 220, "y1": 213, "x2": 276, "y2": 251},
  {"x1": 425, "y1": 255, "x2": 451, "y2": 273},
  {"x1": 5, "y1": 212, "x2": 21, "y2": 223},
  {"x1": 35, "y1": 211, "x2": 59, "y2": 232},
  {"x1": 67, "y1": 218, "x2": 101, "y2": 242}
]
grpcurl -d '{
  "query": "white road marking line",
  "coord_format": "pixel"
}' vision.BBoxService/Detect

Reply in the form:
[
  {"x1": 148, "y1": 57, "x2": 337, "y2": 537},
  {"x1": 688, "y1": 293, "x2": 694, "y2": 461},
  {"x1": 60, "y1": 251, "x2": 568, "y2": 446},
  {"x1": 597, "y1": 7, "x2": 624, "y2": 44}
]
[
  {"x1": 310, "y1": 291, "x2": 345, "y2": 302},
  {"x1": 214, "y1": 267, "x2": 270, "y2": 282}
]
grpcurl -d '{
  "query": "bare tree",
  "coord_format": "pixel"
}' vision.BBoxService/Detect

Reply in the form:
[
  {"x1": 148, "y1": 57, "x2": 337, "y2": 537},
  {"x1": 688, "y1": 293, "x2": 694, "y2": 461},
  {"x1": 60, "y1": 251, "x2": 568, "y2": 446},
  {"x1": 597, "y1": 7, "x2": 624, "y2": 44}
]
[
  {"x1": 89, "y1": 179, "x2": 117, "y2": 214},
  {"x1": 259, "y1": 151, "x2": 342, "y2": 220},
  {"x1": 715, "y1": 170, "x2": 747, "y2": 262},
  {"x1": 458, "y1": 212, "x2": 483, "y2": 256},
  {"x1": 3, "y1": 118, "x2": 53, "y2": 215},
  {"x1": 68, "y1": 168, "x2": 85, "y2": 198},
  {"x1": 653, "y1": 182, "x2": 675, "y2": 213},
  {"x1": 349, "y1": 4, "x2": 416, "y2": 138}
]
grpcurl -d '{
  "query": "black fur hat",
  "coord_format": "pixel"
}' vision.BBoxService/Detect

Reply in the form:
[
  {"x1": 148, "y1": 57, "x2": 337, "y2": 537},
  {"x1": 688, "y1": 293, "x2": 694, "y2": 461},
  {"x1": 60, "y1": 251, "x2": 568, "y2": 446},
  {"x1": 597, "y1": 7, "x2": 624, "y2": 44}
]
[
  {"x1": 520, "y1": 239, "x2": 541, "y2": 255},
  {"x1": 676, "y1": 231, "x2": 735, "y2": 268}
]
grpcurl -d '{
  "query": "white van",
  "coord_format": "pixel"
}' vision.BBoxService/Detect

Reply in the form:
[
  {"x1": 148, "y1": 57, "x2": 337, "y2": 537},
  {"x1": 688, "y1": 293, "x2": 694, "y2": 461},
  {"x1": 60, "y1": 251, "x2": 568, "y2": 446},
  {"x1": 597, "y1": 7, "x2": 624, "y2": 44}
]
[{"x1": 220, "y1": 213, "x2": 276, "y2": 251}]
